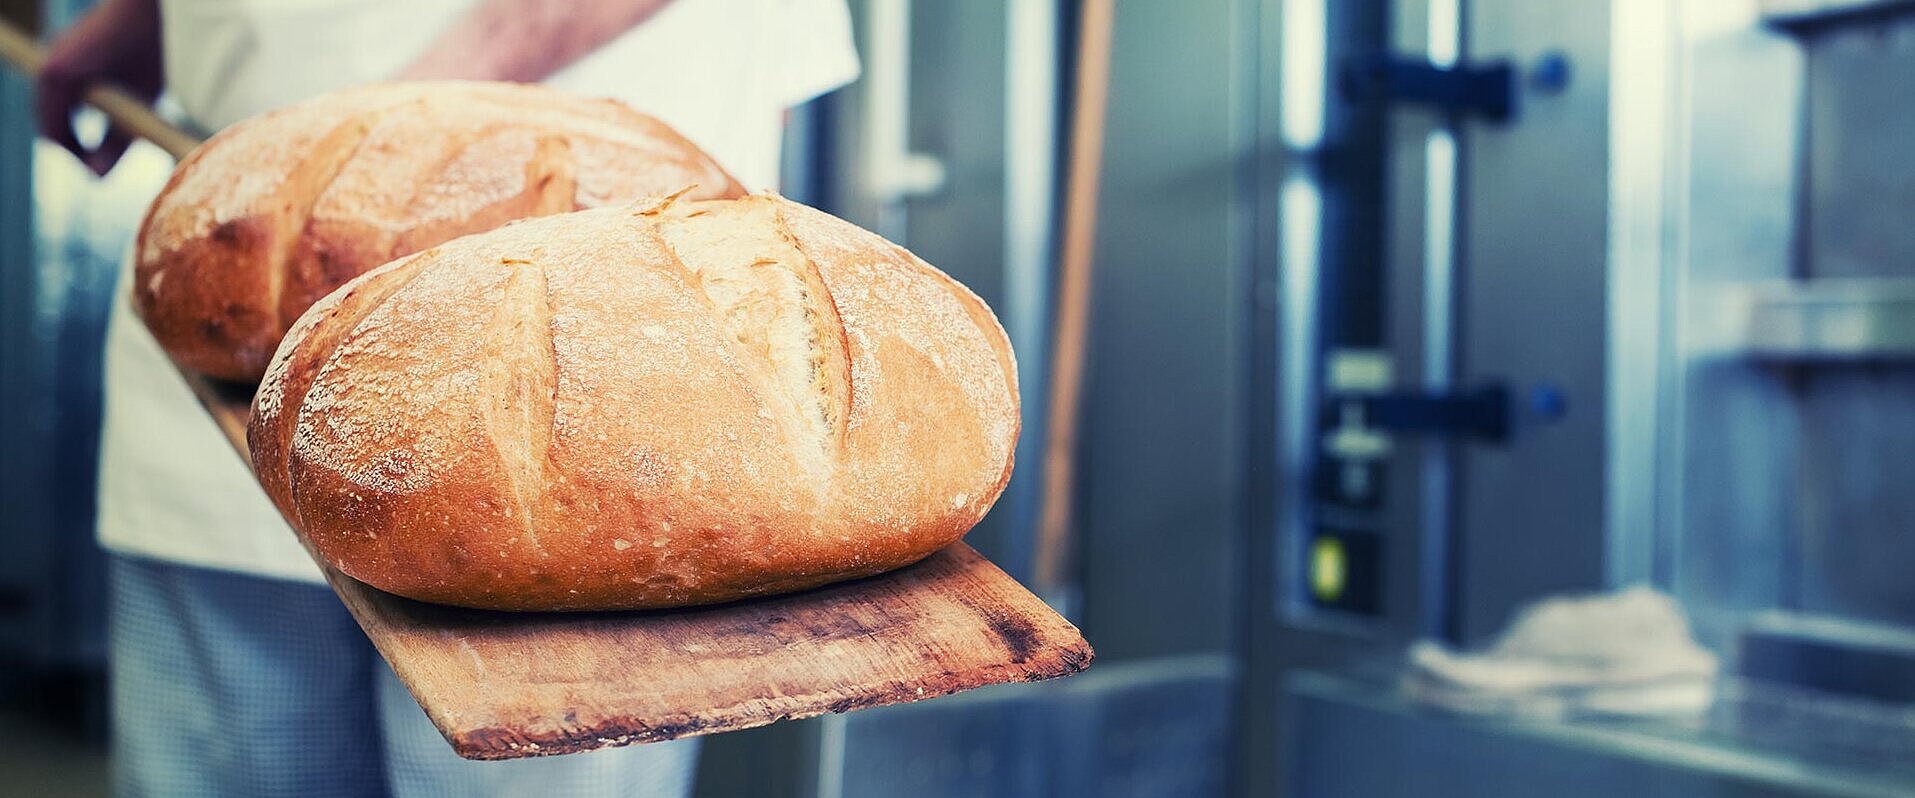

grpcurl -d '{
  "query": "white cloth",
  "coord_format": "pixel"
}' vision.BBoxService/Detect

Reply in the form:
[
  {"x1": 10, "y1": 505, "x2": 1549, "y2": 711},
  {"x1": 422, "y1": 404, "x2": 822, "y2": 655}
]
[
  {"x1": 98, "y1": 0, "x2": 860, "y2": 582},
  {"x1": 1403, "y1": 586, "x2": 1719, "y2": 718}
]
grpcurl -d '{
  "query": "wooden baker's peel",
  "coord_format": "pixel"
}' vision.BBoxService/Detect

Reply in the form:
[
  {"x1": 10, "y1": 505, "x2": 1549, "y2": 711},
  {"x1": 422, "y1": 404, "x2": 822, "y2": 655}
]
[{"x1": 2, "y1": 19, "x2": 1090, "y2": 760}]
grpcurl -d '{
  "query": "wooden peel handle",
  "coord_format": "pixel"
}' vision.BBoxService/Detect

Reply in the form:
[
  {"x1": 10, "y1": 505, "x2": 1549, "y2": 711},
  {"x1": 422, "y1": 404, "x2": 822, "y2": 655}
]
[
  {"x1": 1033, "y1": 0, "x2": 1113, "y2": 594},
  {"x1": 0, "y1": 17, "x2": 201, "y2": 160}
]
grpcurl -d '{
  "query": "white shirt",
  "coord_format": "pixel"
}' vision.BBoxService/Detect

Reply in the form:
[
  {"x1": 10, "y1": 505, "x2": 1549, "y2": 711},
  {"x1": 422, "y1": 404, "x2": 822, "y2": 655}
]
[{"x1": 97, "y1": 0, "x2": 859, "y2": 582}]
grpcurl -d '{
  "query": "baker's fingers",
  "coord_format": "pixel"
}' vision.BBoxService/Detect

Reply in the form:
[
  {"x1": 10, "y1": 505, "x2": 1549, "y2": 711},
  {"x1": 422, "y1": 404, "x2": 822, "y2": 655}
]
[
  {"x1": 32, "y1": 72, "x2": 90, "y2": 163},
  {"x1": 85, "y1": 123, "x2": 134, "y2": 177}
]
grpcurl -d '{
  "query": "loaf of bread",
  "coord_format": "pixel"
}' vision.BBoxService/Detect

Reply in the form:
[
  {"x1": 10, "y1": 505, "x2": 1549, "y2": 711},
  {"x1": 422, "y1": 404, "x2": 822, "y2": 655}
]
[
  {"x1": 249, "y1": 193, "x2": 1019, "y2": 611},
  {"x1": 136, "y1": 81, "x2": 746, "y2": 382}
]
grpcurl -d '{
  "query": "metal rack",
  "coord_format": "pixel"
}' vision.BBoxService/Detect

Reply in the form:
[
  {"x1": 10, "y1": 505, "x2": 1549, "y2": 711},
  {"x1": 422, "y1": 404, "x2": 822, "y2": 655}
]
[
  {"x1": 1740, "y1": 279, "x2": 1915, "y2": 362},
  {"x1": 1290, "y1": 668, "x2": 1915, "y2": 798}
]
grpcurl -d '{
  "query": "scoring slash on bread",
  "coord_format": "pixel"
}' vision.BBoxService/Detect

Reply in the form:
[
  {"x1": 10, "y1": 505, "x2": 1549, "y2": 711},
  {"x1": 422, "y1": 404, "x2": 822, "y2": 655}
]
[
  {"x1": 250, "y1": 192, "x2": 1020, "y2": 611},
  {"x1": 135, "y1": 81, "x2": 745, "y2": 382}
]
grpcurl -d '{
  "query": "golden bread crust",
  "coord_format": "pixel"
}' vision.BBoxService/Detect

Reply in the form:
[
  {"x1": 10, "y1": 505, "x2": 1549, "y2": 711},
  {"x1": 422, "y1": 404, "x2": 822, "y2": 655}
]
[{"x1": 137, "y1": 81, "x2": 746, "y2": 381}]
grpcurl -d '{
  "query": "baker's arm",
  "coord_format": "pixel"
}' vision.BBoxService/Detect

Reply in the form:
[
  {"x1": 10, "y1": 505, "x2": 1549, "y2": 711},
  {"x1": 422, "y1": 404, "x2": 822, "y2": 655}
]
[
  {"x1": 33, "y1": 0, "x2": 162, "y2": 176},
  {"x1": 396, "y1": 0, "x2": 674, "y2": 83}
]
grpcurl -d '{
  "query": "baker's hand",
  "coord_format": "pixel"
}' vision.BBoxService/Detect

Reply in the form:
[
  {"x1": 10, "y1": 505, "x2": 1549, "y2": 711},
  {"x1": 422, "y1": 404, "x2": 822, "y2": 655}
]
[{"x1": 34, "y1": 0, "x2": 164, "y2": 176}]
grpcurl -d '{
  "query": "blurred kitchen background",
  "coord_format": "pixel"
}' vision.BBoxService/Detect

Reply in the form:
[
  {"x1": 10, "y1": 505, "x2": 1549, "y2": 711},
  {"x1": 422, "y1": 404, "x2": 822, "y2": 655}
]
[{"x1": 6, "y1": 0, "x2": 1915, "y2": 795}]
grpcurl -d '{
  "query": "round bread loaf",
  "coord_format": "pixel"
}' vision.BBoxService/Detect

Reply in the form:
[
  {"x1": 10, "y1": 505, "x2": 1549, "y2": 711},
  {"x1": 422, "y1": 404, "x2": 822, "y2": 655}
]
[
  {"x1": 249, "y1": 193, "x2": 1020, "y2": 611},
  {"x1": 136, "y1": 81, "x2": 746, "y2": 382}
]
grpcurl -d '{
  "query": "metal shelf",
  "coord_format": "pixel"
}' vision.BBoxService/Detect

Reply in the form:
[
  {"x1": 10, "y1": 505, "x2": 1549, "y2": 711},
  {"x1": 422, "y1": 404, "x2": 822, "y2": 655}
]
[
  {"x1": 1741, "y1": 278, "x2": 1915, "y2": 362},
  {"x1": 1761, "y1": 0, "x2": 1915, "y2": 33},
  {"x1": 1291, "y1": 667, "x2": 1915, "y2": 797}
]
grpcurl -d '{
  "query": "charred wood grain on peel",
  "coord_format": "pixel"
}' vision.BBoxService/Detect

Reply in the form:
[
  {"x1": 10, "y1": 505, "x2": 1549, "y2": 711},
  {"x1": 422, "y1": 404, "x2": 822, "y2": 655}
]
[
  {"x1": 983, "y1": 610, "x2": 1042, "y2": 663},
  {"x1": 445, "y1": 640, "x2": 1093, "y2": 761}
]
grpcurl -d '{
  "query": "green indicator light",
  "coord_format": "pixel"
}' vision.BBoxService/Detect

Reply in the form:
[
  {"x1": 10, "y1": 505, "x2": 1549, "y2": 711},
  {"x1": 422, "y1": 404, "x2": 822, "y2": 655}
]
[{"x1": 1311, "y1": 537, "x2": 1347, "y2": 602}]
